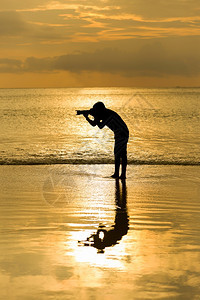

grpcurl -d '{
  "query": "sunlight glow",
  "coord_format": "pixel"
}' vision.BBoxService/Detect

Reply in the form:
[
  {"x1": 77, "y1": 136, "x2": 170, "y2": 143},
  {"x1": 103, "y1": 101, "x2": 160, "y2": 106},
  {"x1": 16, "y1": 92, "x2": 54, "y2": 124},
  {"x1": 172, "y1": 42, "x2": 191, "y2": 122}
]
[{"x1": 69, "y1": 231, "x2": 126, "y2": 269}]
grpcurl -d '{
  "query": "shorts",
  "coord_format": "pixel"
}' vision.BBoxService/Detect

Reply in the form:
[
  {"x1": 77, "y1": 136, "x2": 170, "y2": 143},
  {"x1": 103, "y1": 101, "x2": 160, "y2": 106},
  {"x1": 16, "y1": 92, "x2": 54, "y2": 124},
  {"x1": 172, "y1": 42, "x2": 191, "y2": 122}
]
[{"x1": 114, "y1": 137, "x2": 128, "y2": 157}]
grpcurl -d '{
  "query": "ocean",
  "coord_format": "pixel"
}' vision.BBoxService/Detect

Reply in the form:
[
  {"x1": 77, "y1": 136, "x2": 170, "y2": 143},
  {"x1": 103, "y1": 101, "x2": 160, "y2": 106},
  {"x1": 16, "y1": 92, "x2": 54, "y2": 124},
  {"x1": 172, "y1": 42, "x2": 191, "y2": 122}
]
[{"x1": 0, "y1": 87, "x2": 199, "y2": 165}]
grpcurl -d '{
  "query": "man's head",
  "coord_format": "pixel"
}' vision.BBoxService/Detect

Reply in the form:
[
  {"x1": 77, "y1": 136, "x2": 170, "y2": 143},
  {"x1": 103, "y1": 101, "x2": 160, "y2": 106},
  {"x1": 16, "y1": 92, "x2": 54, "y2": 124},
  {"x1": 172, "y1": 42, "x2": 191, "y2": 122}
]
[{"x1": 91, "y1": 102, "x2": 106, "y2": 118}]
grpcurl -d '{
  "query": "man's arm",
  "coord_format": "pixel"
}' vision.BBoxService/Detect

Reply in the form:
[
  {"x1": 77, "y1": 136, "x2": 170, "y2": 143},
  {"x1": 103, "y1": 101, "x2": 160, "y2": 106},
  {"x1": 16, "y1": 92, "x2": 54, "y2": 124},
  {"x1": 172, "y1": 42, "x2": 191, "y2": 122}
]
[
  {"x1": 96, "y1": 120, "x2": 105, "y2": 129},
  {"x1": 84, "y1": 113, "x2": 97, "y2": 127},
  {"x1": 84, "y1": 113, "x2": 105, "y2": 129}
]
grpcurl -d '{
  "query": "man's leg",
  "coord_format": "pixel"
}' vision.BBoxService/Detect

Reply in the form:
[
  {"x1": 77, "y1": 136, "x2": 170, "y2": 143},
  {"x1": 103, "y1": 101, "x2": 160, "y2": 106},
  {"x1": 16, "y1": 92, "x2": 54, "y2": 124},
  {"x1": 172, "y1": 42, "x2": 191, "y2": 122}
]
[
  {"x1": 120, "y1": 153, "x2": 127, "y2": 178},
  {"x1": 111, "y1": 139, "x2": 121, "y2": 178},
  {"x1": 111, "y1": 154, "x2": 120, "y2": 178},
  {"x1": 120, "y1": 142, "x2": 128, "y2": 179}
]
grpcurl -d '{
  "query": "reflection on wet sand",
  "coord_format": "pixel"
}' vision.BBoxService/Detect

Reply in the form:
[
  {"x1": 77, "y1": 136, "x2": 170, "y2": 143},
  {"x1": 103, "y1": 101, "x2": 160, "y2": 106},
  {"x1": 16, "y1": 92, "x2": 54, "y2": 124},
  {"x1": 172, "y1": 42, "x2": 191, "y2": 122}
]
[
  {"x1": 1, "y1": 165, "x2": 200, "y2": 299},
  {"x1": 78, "y1": 179, "x2": 129, "y2": 253}
]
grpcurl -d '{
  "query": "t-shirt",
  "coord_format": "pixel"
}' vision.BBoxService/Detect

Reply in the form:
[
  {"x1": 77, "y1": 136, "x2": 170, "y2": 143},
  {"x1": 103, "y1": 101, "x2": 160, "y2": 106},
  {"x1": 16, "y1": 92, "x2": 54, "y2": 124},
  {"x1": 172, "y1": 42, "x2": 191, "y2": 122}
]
[{"x1": 97, "y1": 109, "x2": 129, "y2": 139}]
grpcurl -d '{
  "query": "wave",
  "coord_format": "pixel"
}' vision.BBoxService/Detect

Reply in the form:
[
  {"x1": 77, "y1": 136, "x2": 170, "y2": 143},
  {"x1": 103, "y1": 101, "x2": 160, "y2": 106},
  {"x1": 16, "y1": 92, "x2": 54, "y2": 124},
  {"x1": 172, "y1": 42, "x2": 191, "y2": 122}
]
[{"x1": 0, "y1": 158, "x2": 199, "y2": 166}]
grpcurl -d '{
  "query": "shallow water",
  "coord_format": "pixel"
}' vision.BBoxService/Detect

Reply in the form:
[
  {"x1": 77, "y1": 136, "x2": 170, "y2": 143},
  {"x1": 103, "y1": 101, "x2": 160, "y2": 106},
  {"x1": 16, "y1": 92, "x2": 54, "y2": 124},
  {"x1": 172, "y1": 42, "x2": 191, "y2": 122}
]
[{"x1": 0, "y1": 164, "x2": 200, "y2": 299}]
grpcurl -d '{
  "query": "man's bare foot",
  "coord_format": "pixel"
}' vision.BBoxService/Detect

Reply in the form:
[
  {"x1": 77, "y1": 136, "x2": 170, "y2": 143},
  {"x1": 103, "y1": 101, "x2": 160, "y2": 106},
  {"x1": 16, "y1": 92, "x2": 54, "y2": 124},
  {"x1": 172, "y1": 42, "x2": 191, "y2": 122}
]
[{"x1": 111, "y1": 174, "x2": 119, "y2": 178}]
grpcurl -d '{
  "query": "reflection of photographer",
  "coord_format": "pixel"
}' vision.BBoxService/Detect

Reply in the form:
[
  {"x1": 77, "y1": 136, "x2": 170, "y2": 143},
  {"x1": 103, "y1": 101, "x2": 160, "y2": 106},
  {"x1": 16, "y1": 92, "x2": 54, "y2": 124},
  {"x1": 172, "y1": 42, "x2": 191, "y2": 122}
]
[{"x1": 78, "y1": 179, "x2": 129, "y2": 253}]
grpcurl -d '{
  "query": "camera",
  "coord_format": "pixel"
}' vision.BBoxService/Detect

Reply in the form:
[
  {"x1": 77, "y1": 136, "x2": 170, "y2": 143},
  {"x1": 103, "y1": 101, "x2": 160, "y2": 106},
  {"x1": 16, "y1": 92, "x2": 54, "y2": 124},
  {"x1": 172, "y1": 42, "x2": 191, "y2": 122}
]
[{"x1": 76, "y1": 109, "x2": 93, "y2": 115}]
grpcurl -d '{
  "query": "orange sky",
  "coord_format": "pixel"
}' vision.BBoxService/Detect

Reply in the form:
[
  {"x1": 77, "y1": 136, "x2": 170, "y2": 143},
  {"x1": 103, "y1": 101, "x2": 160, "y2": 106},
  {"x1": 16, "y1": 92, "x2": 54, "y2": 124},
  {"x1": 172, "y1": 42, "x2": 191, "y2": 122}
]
[{"x1": 0, "y1": 0, "x2": 200, "y2": 88}]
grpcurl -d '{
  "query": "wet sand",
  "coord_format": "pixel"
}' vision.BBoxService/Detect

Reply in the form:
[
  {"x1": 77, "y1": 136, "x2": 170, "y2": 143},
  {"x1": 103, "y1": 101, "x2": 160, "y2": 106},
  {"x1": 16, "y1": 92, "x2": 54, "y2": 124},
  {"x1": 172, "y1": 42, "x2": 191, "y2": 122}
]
[{"x1": 0, "y1": 164, "x2": 200, "y2": 300}]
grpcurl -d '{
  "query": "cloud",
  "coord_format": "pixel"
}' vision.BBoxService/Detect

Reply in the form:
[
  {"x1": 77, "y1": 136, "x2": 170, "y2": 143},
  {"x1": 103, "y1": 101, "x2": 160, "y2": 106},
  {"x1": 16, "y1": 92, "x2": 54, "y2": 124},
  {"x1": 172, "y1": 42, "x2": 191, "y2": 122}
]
[
  {"x1": 0, "y1": 10, "x2": 72, "y2": 42},
  {"x1": 13, "y1": 0, "x2": 200, "y2": 18},
  {"x1": 0, "y1": 58, "x2": 22, "y2": 72},
  {"x1": 1, "y1": 1, "x2": 199, "y2": 44},
  {"x1": 107, "y1": 0, "x2": 200, "y2": 19},
  {"x1": 0, "y1": 0, "x2": 199, "y2": 88},
  {"x1": 1, "y1": 3, "x2": 200, "y2": 49},
  {"x1": 0, "y1": 11, "x2": 28, "y2": 36},
  {"x1": 0, "y1": 0, "x2": 47, "y2": 11},
  {"x1": 1, "y1": 40, "x2": 200, "y2": 77},
  {"x1": 52, "y1": 44, "x2": 200, "y2": 77}
]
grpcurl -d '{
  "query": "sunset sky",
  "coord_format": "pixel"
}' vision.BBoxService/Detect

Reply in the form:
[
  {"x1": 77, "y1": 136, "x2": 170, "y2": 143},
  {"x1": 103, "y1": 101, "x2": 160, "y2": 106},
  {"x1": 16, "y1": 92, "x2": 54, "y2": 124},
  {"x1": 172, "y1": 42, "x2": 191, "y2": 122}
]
[{"x1": 0, "y1": 0, "x2": 200, "y2": 88}]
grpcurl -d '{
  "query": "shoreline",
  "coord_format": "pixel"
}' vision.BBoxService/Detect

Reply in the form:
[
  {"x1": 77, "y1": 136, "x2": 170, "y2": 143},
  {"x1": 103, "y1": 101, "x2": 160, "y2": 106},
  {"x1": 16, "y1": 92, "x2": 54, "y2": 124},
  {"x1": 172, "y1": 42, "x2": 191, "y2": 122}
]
[{"x1": 0, "y1": 161, "x2": 200, "y2": 166}]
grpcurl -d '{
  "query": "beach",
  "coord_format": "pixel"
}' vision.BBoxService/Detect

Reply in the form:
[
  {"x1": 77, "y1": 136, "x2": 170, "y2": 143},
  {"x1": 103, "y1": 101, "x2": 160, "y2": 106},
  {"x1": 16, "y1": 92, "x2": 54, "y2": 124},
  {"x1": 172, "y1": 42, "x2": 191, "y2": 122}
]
[
  {"x1": 1, "y1": 0, "x2": 200, "y2": 295},
  {"x1": 1, "y1": 164, "x2": 200, "y2": 299}
]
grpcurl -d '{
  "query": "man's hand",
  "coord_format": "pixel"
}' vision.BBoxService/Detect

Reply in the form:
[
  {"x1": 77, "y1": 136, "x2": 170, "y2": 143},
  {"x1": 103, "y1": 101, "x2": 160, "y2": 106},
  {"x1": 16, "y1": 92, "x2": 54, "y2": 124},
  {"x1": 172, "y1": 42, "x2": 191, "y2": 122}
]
[
  {"x1": 83, "y1": 111, "x2": 89, "y2": 117},
  {"x1": 84, "y1": 114, "x2": 97, "y2": 127}
]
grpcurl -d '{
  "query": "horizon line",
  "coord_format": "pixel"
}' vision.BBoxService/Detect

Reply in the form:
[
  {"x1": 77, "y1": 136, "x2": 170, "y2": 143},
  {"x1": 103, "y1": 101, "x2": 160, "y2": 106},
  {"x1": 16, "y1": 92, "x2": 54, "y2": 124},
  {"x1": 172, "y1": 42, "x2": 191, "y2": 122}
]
[{"x1": 0, "y1": 86, "x2": 200, "y2": 89}]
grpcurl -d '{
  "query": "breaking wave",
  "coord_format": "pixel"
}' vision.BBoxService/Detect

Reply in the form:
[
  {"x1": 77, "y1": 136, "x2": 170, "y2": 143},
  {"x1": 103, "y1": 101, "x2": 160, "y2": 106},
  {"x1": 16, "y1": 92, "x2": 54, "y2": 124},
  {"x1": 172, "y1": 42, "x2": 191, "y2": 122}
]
[{"x1": 0, "y1": 157, "x2": 199, "y2": 166}]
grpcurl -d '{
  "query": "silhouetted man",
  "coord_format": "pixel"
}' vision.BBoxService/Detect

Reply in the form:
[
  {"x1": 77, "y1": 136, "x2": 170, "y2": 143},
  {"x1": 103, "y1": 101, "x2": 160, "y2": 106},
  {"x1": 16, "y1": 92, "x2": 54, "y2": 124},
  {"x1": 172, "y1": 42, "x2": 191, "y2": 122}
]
[{"x1": 82, "y1": 102, "x2": 129, "y2": 179}]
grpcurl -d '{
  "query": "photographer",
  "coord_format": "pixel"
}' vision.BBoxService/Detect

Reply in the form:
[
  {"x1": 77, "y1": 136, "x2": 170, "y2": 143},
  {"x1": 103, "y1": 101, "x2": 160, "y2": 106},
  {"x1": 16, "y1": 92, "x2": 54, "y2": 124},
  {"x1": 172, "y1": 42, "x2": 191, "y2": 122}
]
[{"x1": 77, "y1": 102, "x2": 129, "y2": 179}]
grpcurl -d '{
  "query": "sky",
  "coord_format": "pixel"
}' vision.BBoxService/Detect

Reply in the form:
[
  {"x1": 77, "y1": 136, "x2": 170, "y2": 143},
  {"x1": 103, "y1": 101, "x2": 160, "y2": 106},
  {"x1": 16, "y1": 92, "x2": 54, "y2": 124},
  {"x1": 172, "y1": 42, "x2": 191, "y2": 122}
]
[{"x1": 0, "y1": 0, "x2": 200, "y2": 88}]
